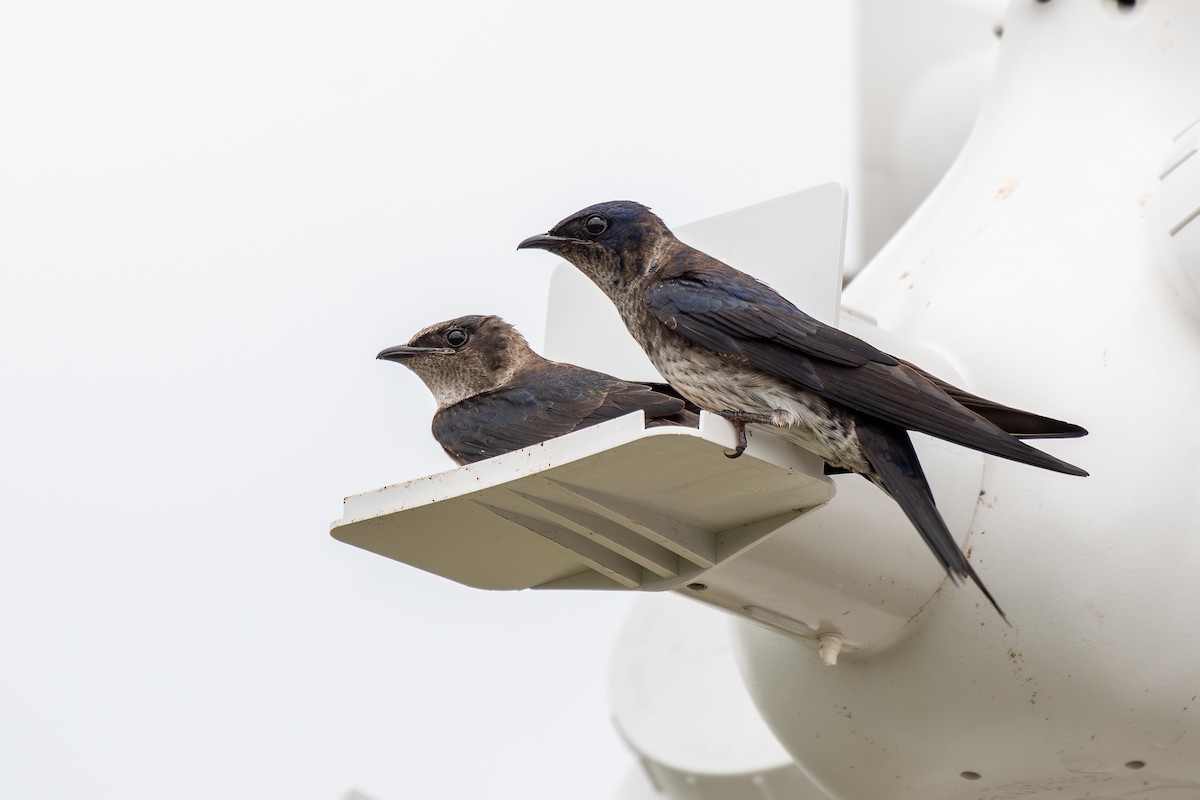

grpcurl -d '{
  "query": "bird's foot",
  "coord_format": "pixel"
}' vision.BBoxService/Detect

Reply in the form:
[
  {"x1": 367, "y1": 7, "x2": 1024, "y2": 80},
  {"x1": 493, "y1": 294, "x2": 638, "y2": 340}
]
[{"x1": 713, "y1": 411, "x2": 776, "y2": 458}]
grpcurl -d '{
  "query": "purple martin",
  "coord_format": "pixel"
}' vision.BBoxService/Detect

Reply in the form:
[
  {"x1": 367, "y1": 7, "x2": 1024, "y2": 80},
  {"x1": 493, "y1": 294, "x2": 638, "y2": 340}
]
[
  {"x1": 518, "y1": 202, "x2": 1088, "y2": 618},
  {"x1": 377, "y1": 314, "x2": 699, "y2": 465}
]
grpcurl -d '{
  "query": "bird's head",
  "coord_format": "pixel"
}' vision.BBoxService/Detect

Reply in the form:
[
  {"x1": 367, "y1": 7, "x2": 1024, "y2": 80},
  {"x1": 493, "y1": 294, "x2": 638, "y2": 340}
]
[
  {"x1": 377, "y1": 315, "x2": 539, "y2": 407},
  {"x1": 517, "y1": 201, "x2": 675, "y2": 294}
]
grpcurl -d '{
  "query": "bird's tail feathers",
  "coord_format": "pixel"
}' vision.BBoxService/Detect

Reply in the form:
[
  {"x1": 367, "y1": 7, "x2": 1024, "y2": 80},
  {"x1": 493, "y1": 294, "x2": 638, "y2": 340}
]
[
  {"x1": 901, "y1": 361, "x2": 1088, "y2": 440},
  {"x1": 856, "y1": 421, "x2": 1009, "y2": 623},
  {"x1": 955, "y1": 427, "x2": 1089, "y2": 478}
]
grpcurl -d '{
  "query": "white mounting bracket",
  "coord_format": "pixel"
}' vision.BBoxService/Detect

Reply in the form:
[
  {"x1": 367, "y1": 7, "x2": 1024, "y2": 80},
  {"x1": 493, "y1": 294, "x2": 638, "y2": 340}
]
[{"x1": 332, "y1": 411, "x2": 832, "y2": 598}]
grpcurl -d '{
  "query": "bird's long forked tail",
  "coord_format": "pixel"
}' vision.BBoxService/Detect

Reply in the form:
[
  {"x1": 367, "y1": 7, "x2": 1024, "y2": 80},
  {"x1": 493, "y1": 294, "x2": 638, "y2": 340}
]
[
  {"x1": 856, "y1": 420, "x2": 1009, "y2": 623},
  {"x1": 845, "y1": 363, "x2": 1089, "y2": 478},
  {"x1": 901, "y1": 360, "x2": 1089, "y2": 441}
]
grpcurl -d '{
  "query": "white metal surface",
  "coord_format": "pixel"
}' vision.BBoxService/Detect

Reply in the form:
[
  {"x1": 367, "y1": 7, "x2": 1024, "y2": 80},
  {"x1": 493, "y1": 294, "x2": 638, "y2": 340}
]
[{"x1": 733, "y1": 1, "x2": 1200, "y2": 798}]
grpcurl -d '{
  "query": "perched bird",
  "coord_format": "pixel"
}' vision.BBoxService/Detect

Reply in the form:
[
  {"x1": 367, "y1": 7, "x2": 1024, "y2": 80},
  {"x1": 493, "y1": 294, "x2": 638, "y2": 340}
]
[
  {"x1": 518, "y1": 201, "x2": 1088, "y2": 618},
  {"x1": 377, "y1": 314, "x2": 699, "y2": 465}
]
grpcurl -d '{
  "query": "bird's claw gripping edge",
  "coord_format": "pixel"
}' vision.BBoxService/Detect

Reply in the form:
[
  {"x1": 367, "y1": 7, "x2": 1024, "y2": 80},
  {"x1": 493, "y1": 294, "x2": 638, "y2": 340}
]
[{"x1": 714, "y1": 411, "x2": 776, "y2": 458}]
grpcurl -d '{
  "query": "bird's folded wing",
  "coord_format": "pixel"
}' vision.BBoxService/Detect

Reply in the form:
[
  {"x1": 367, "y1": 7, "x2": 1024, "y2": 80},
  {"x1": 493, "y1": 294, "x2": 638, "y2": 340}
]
[
  {"x1": 432, "y1": 367, "x2": 689, "y2": 463},
  {"x1": 645, "y1": 265, "x2": 898, "y2": 385},
  {"x1": 815, "y1": 361, "x2": 1085, "y2": 474},
  {"x1": 645, "y1": 267, "x2": 1086, "y2": 476}
]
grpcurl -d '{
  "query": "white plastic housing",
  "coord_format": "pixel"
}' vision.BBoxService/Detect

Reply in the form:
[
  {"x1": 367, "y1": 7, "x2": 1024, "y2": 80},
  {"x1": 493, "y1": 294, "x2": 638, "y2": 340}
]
[
  {"x1": 610, "y1": 594, "x2": 829, "y2": 800},
  {"x1": 732, "y1": 1, "x2": 1200, "y2": 798},
  {"x1": 857, "y1": 0, "x2": 1002, "y2": 269}
]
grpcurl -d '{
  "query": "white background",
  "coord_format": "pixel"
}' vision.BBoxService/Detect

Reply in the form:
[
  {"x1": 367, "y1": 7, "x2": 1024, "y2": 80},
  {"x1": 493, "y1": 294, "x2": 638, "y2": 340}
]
[{"x1": 0, "y1": 2, "x2": 856, "y2": 798}]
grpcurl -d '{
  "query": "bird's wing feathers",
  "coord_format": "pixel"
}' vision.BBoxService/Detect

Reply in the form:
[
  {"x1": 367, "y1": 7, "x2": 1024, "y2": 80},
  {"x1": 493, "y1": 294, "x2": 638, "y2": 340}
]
[
  {"x1": 646, "y1": 267, "x2": 899, "y2": 382},
  {"x1": 646, "y1": 265, "x2": 1087, "y2": 477},
  {"x1": 814, "y1": 361, "x2": 1084, "y2": 474},
  {"x1": 432, "y1": 365, "x2": 689, "y2": 464}
]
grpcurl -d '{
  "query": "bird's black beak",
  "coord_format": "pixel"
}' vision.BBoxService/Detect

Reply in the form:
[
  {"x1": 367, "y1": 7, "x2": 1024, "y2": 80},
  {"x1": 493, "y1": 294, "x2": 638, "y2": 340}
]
[
  {"x1": 376, "y1": 344, "x2": 456, "y2": 362},
  {"x1": 516, "y1": 233, "x2": 587, "y2": 251}
]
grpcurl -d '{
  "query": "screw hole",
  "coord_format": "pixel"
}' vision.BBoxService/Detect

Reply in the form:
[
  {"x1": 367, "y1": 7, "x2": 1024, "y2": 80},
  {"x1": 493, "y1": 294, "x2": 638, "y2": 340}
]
[
  {"x1": 686, "y1": 582, "x2": 707, "y2": 592},
  {"x1": 960, "y1": 771, "x2": 982, "y2": 781},
  {"x1": 1125, "y1": 760, "x2": 1146, "y2": 770}
]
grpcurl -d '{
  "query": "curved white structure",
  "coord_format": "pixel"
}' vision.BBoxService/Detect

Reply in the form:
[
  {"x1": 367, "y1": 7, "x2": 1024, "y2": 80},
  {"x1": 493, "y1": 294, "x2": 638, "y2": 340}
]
[
  {"x1": 610, "y1": 595, "x2": 830, "y2": 800},
  {"x1": 734, "y1": 1, "x2": 1200, "y2": 797}
]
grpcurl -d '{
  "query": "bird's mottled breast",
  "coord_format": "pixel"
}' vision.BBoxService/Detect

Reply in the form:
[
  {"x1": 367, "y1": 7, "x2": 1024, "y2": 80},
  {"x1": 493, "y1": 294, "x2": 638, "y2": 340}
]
[{"x1": 610, "y1": 280, "x2": 868, "y2": 470}]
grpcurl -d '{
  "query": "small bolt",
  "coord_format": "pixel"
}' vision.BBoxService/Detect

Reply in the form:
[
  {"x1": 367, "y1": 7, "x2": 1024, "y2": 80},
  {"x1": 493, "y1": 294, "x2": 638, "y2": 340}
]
[{"x1": 817, "y1": 632, "x2": 844, "y2": 666}]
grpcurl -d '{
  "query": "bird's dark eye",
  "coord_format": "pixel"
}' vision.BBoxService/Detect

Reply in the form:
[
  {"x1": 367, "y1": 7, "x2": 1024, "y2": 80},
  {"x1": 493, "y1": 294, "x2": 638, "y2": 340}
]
[
  {"x1": 584, "y1": 215, "x2": 608, "y2": 236},
  {"x1": 446, "y1": 329, "x2": 468, "y2": 347}
]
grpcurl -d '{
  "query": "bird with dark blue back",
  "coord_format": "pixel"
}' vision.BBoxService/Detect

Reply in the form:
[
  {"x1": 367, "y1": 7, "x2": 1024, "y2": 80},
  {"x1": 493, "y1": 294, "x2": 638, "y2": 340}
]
[
  {"x1": 378, "y1": 314, "x2": 698, "y2": 465},
  {"x1": 518, "y1": 201, "x2": 1089, "y2": 620}
]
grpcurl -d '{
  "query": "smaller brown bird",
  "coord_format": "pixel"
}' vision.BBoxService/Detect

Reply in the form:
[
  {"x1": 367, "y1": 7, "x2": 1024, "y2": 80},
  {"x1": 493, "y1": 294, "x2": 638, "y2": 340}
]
[{"x1": 377, "y1": 315, "x2": 699, "y2": 465}]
